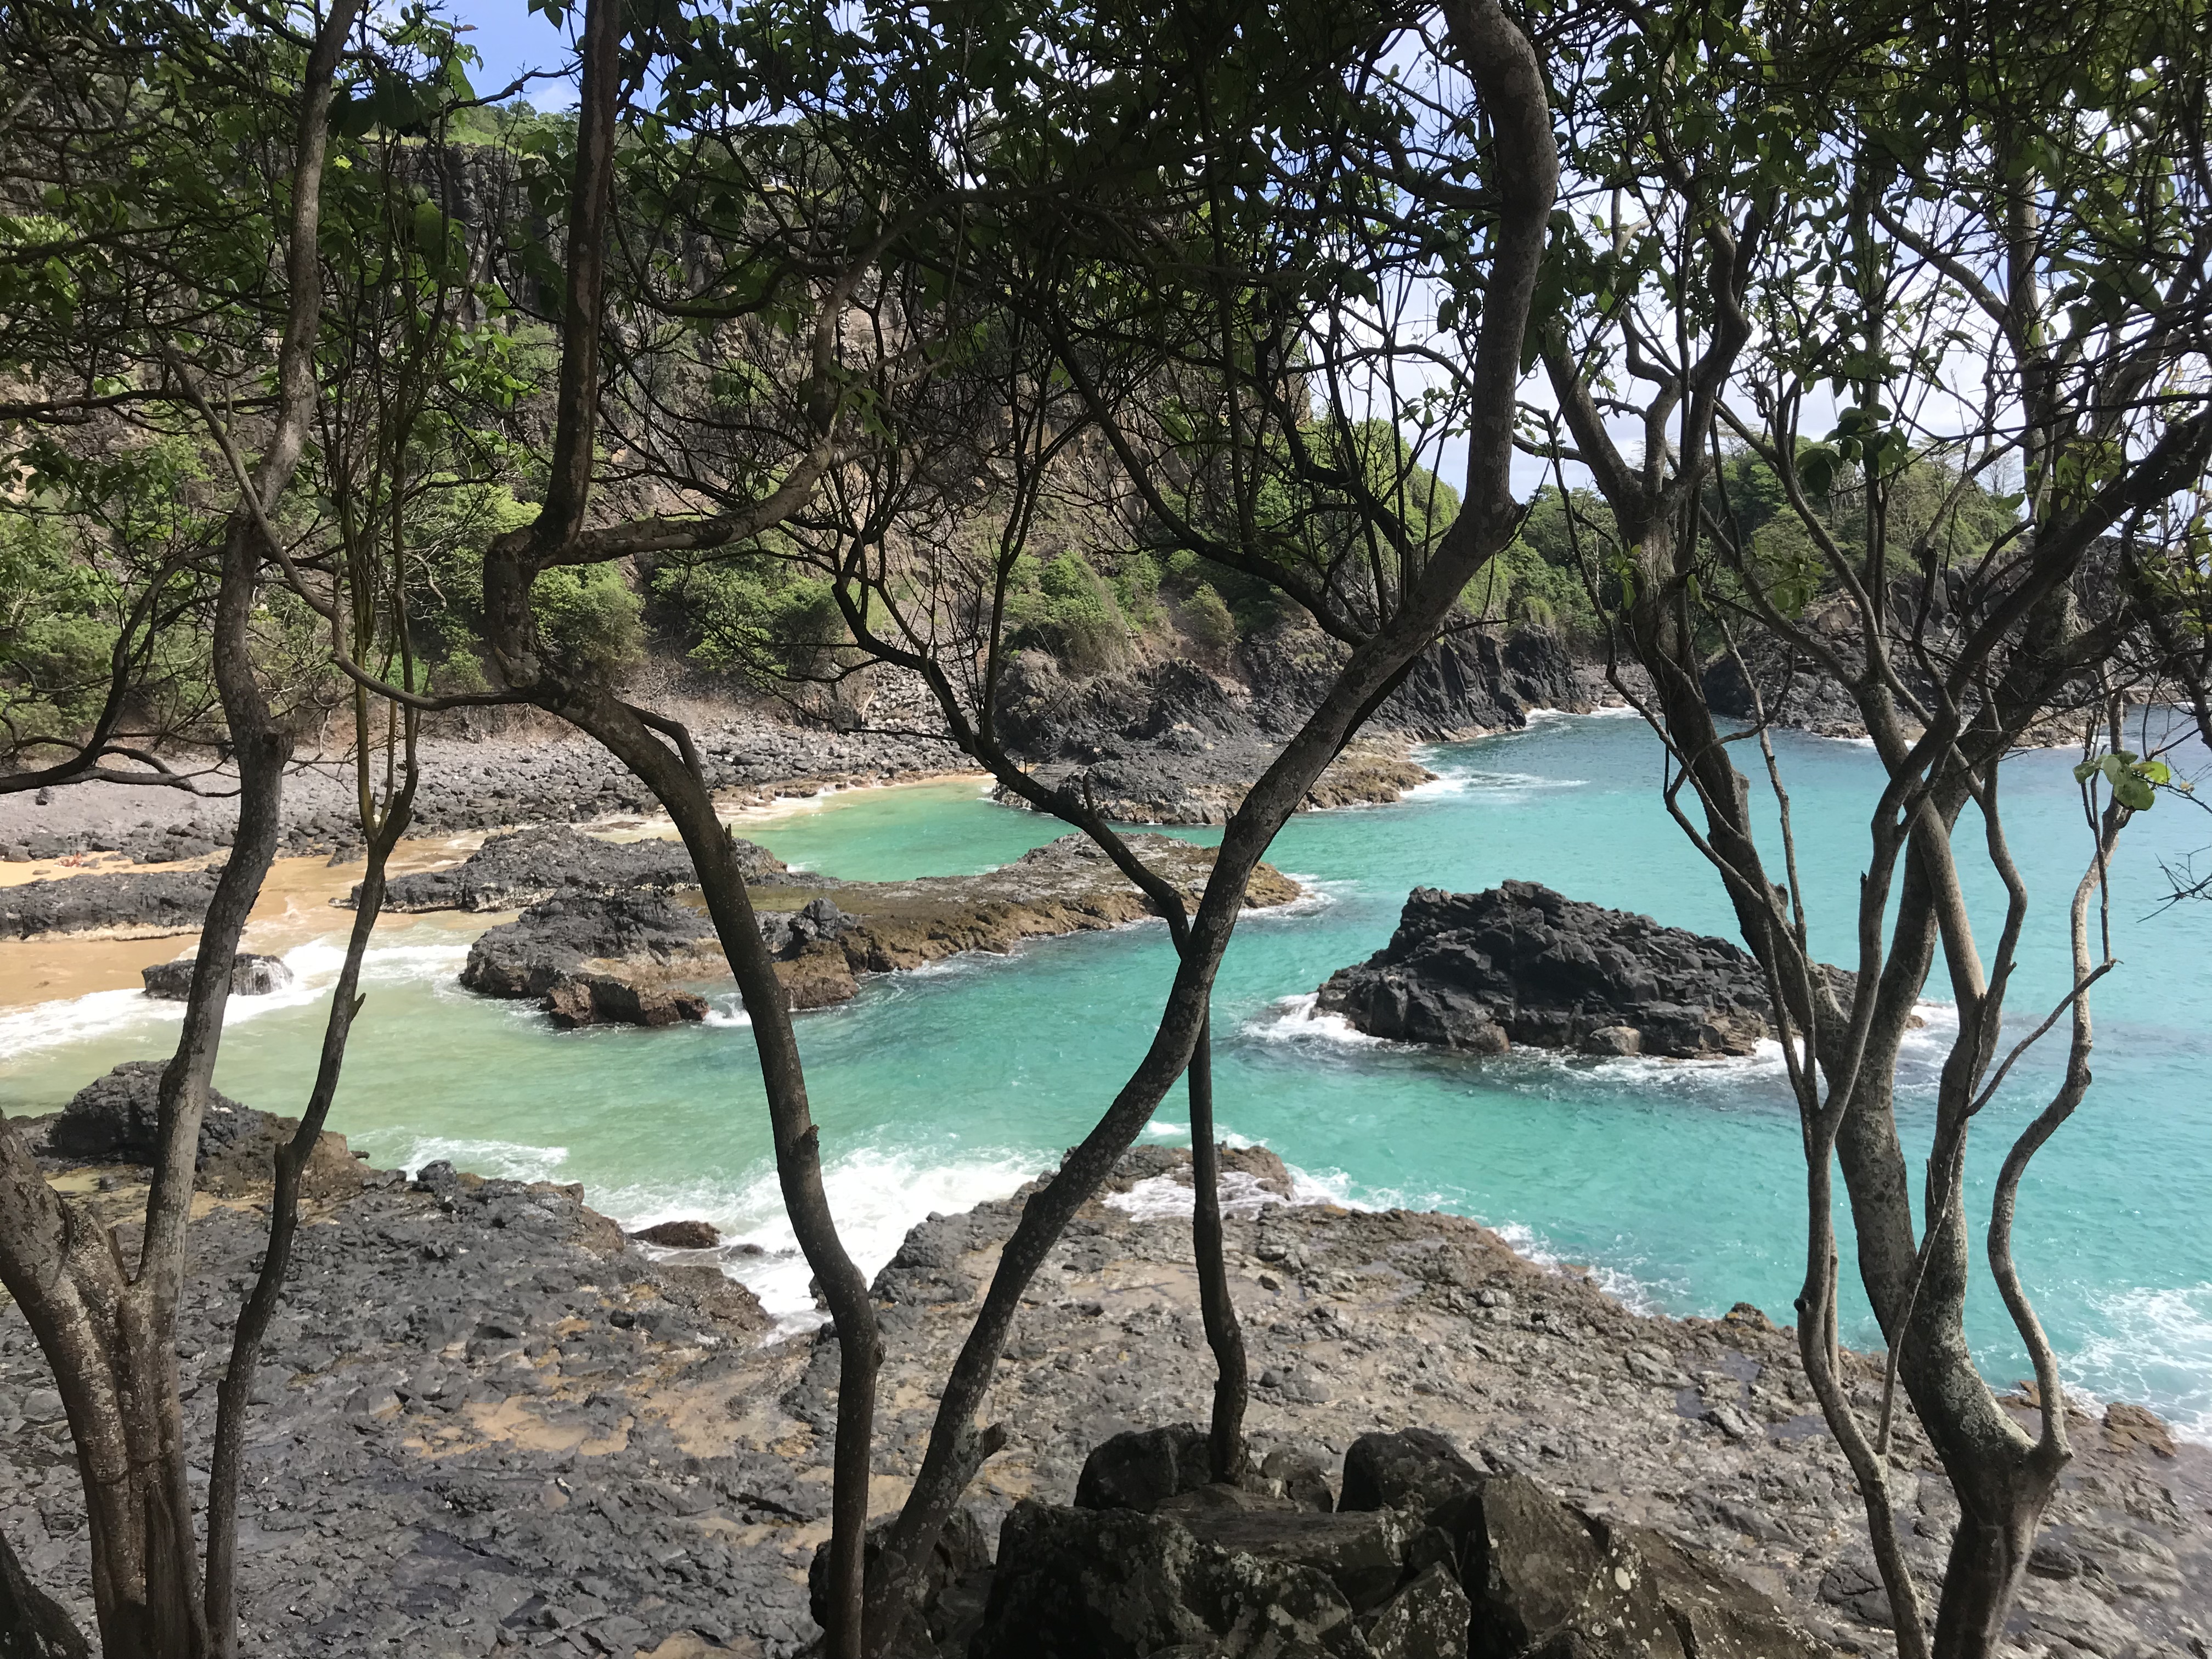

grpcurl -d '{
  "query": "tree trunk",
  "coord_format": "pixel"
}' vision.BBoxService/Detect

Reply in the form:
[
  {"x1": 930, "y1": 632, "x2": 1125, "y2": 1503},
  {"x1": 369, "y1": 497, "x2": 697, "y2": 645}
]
[
  {"x1": 524, "y1": 682, "x2": 883, "y2": 1659},
  {"x1": 0, "y1": 1521, "x2": 87, "y2": 1659},
  {"x1": 1186, "y1": 1018, "x2": 1248, "y2": 1479},
  {"x1": 202, "y1": 759, "x2": 416, "y2": 1656},
  {"x1": 1932, "y1": 1455, "x2": 2059, "y2": 1659}
]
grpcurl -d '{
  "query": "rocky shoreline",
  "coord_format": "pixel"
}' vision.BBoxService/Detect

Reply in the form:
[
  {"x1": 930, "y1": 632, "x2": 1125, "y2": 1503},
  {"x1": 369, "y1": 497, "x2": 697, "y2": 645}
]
[
  {"x1": 0, "y1": 717, "x2": 972, "y2": 866},
  {"x1": 0, "y1": 1134, "x2": 2201, "y2": 1659},
  {"x1": 0, "y1": 625, "x2": 1622, "y2": 862}
]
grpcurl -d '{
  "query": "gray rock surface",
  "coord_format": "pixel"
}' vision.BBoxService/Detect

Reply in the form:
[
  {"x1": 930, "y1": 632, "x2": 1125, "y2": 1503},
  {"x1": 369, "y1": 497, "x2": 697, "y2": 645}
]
[
  {"x1": 0, "y1": 870, "x2": 217, "y2": 939},
  {"x1": 460, "y1": 891, "x2": 721, "y2": 1003},
  {"x1": 0, "y1": 1520, "x2": 86, "y2": 1659},
  {"x1": 365, "y1": 824, "x2": 791, "y2": 913},
  {"x1": 1316, "y1": 883, "x2": 1776, "y2": 1058},
  {"x1": 140, "y1": 952, "x2": 293, "y2": 1000},
  {"x1": 3, "y1": 1143, "x2": 2203, "y2": 1658}
]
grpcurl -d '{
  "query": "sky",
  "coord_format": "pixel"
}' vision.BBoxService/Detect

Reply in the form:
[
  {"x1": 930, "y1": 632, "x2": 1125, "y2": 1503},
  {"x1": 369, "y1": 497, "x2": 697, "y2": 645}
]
[{"x1": 451, "y1": 0, "x2": 578, "y2": 107}]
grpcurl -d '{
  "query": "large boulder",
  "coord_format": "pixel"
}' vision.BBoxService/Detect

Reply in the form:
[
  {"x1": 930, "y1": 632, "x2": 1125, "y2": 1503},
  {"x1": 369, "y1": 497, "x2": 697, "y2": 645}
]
[
  {"x1": 0, "y1": 870, "x2": 218, "y2": 940},
  {"x1": 140, "y1": 952, "x2": 293, "y2": 1000},
  {"x1": 1364, "y1": 1562, "x2": 1470, "y2": 1659},
  {"x1": 808, "y1": 1508, "x2": 994, "y2": 1658},
  {"x1": 367, "y1": 824, "x2": 791, "y2": 913},
  {"x1": 1076, "y1": 1424, "x2": 1219, "y2": 1513},
  {"x1": 1339, "y1": 1429, "x2": 1486, "y2": 1516},
  {"x1": 47, "y1": 1062, "x2": 270, "y2": 1165},
  {"x1": 1600, "y1": 1522, "x2": 1830, "y2": 1659},
  {"x1": 1176, "y1": 1508, "x2": 1412, "y2": 1613},
  {"x1": 981, "y1": 1442, "x2": 1827, "y2": 1659},
  {"x1": 1315, "y1": 883, "x2": 1774, "y2": 1058},
  {"x1": 543, "y1": 974, "x2": 708, "y2": 1030},
  {"x1": 971, "y1": 1502, "x2": 1372, "y2": 1659}
]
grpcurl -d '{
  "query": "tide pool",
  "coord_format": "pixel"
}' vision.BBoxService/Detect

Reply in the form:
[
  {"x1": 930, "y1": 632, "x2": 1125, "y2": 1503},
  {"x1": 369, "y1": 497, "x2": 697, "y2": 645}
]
[{"x1": 3, "y1": 712, "x2": 2207, "y2": 1438}]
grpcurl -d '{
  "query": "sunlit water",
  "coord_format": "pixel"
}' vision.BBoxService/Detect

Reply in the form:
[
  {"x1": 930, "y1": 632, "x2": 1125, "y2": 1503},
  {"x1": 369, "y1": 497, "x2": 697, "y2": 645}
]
[{"x1": 3, "y1": 715, "x2": 2208, "y2": 1439}]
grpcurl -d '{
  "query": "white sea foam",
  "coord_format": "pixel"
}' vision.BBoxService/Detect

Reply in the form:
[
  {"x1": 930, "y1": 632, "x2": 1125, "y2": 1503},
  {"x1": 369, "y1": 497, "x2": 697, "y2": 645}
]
[
  {"x1": 1404, "y1": 768, "x2": 1588, "y2": 802},
  {"x1": 1242, "y1": 876, "x2": 1348, "y2": 920},
  {"x1": 595, "y1": 1144, "x2": 1048, "y2": 1335},
  {"x1": 385, "y1": 1135, "x2": 572, "y2": 1183},
  {"x1": 1243, "y1": 992, "x2": 1391, "y2": 1049},
  {"x1": 2057, "y1": 1282, "x2": 2212, "y2": 1447},
  {"x1": 1491, "y1": 1221, "x2": 1675, "y2": 1315},
  {"x1": 0, "y1": 930, "x2": 471, "y2": 1063},
  {"x1": 1105, "y1": 1169, "x2": 1293, "y2": 1221}
]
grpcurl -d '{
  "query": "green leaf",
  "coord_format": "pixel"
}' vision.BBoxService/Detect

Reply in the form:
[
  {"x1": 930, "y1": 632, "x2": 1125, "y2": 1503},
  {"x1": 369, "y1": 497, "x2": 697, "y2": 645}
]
[{"x1": 2114, "y1": 774, "x2": 2155, "y2": 811}]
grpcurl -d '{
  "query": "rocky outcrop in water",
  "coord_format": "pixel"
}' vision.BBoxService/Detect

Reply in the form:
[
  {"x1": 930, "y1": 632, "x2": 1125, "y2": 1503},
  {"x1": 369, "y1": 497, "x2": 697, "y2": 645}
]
[
  {"x1": 364, "y1": 824, "x2": 793, "y2": 913},
  {"x1": 0, "y1": 870, "x2": 218, "y2": 939},
  {"x1": 34, "y1": 1064, "x2": 362, "y2": 1200},
  {"x1": 460, "y1": 891, "x2": 723, "y2": 1029},
  {"x1": 1316, "y1": 883, "x2": 1775, "y2": 1058},
  {"x1": 458, "y1": 834, "x2": 1301, "y2": 1027},
  {"x1": 140, "y1": 952, "x2": 293, "y2": 1000}
]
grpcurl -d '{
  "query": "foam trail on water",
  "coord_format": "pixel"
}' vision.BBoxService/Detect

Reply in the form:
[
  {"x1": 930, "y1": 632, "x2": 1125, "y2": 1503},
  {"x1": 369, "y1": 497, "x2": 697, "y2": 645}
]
[
  {"x1": 1105, "y1": 1170, "x2": 1291, "y2": 1221},
  {"x1": 0, "y1": 928, "x2": 471, "y2": 1063},
  {"x1": 1241, "y1": 877, "x2": 1347, "y2": 920},
  {"x1": 595, "y1": 1143, "x2": 1047, "y2": 1334},
  {"x1": 373, "y1": 1134, "x2": 572, "y2": 1184},
  {"x1": 2055, "y1": 1282, "x2": 2212, "y2": 1447}
]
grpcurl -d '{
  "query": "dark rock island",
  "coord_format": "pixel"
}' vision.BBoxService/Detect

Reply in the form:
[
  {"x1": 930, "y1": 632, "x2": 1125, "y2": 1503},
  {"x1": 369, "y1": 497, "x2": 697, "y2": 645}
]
[
  {"x1": 436, "y1": 827, "x2": 1302, "y2": 1028},
  {"x1": 1317, "y1": 883, "x2": 1776, "y2": 1058}
]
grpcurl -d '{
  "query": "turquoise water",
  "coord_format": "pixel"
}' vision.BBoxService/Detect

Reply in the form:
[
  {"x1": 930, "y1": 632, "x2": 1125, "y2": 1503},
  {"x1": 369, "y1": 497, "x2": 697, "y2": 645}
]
[{"x1": 3, "y1": 713, "x2": 2207, "y2": 1436}]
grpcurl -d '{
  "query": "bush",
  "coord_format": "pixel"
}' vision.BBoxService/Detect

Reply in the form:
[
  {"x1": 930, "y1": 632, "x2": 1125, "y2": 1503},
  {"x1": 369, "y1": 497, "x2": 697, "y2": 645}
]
[
  {"x1": 532, "y1": 564, "x2": 644, "y2": 674},
  {"x1": 1184, "y1": 583, "x2": 1237, "y2": 657},
  {"x1": 1113, "y1": 552, "x2": 1162, "y2": 628},
  {"x1": 1004, "y1": 551, "x2": 1129, "y2": 672},
  {"x1": 656, "y1": 557, "x2": 851, "y2": 679}
]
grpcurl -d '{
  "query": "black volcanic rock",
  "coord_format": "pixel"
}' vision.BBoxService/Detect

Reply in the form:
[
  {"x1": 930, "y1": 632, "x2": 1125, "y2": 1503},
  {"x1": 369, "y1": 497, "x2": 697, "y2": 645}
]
[
  {"x1": 141, "y1": 952, "x2": 293, "y2": 1000},
  {"x1": 460, "y1": 890, "x2": 721, "y2": 1001},
  {"x1": 47, "y1": 1062, "x2": 271, "y2": 1164},
  {"x1": 1316, "y1": 882, "x2": 1774, "y2": 1058},
  {"x1": 0, "y1": 870, "x2": 218, "y2": 939},
  {"x1": 365, "y1": 824, "x2": 793, "y2": 913}
]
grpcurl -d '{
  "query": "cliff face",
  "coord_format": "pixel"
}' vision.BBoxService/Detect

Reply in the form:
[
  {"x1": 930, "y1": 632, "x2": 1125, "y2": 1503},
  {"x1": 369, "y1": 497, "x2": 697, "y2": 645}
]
[{"x1": 986, "y1": 624, "x2": 1599, "y2": 824}]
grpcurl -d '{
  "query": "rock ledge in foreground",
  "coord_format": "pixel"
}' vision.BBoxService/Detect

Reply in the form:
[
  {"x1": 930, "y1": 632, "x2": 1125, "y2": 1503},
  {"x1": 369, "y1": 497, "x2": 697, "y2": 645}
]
[{"x1": 1317, "y1": 881, "x2": 1774, "y2": 1058}]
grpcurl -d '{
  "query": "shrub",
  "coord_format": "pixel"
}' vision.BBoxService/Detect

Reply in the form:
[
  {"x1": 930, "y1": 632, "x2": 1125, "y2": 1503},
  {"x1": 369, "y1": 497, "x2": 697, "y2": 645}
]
[{"x1": 1184, "y1": 583, "x2": 1237, "y2": 657}]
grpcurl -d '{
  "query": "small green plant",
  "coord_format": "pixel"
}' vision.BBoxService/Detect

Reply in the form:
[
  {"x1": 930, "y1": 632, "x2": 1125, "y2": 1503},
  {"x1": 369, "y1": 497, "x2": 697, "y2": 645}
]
[{"x1": 2074, "y1": 749, "x2": 2184, "y2": 812}]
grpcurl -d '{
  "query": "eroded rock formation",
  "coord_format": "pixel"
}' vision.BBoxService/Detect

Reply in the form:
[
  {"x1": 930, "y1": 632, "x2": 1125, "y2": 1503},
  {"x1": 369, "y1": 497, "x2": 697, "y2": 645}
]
[{"x1": 1317, "y1": 883, "x2": 1775, "y2": 1058}]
